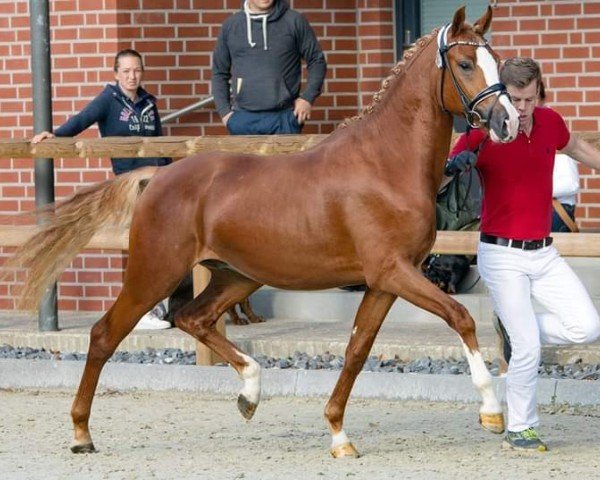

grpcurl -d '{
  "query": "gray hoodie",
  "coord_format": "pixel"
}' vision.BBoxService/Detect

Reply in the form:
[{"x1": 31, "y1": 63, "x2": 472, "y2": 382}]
[{"x1": 211, "y1": 0, "x2": 327, "y2": 118}]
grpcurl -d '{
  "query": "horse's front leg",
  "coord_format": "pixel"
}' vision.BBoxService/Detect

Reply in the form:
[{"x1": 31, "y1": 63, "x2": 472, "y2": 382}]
[
  {"x1": 325, "y1": 289, "x2": 396, "y2": 458},
  {"x1": 377, "y1": 260, "x2": 504, "y2": 435}
]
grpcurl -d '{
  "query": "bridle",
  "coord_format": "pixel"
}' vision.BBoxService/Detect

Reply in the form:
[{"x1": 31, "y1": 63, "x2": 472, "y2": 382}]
[{"x1": 436, "y1": 23, "x2": 508, "y2": 128}]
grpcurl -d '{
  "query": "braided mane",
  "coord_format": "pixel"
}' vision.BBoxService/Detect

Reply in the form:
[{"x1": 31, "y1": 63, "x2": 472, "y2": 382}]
[{"x1": 338, "y1": 28, "x2": 440, "y2": 128}]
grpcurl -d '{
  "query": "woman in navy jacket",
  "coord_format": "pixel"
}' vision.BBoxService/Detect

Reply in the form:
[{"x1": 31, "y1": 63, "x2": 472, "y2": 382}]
[
  {"x1": 32, "y1": 49, "x2": 183, "y2": 329},
  {"x1": 32, "y1": 49, "x2": 170, "y2": 175}
]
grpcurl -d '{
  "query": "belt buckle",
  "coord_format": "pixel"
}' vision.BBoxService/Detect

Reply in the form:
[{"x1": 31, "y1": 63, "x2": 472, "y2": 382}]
[{"x1": 523, "y1": 239, "x2": 542, "y2": 250}]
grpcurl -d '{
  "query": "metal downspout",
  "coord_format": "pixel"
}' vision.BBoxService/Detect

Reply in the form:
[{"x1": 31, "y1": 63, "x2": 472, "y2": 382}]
[{"x1": 29, "y1": 0, "x2": 58, "y2": 331}]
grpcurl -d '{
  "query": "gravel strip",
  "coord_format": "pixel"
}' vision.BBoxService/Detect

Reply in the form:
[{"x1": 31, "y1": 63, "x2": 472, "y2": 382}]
[{"x1": 2, "y1": 344, "x2": 599, "y2": 380}]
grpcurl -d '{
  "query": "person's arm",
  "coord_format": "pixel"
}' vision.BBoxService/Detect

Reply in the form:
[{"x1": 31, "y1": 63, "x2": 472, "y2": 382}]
[
  {"x1": 31, "y1": 94, "x2": 106, "y2": 143},
  {"x1": 552, "y1": 154, "x2": 580, "y2": 199},
  {"x1": 561, "y1": 133, "x2": 600, "y2": 171},
  {"x1": 297, "y1": 15, "x2": 326, "y2": 106},
  {"x1": 211, "y1": 25, "x2": 233, "y2": 123},
  {"x1": 54, "y1": 94, "x2": 107, "y2": 137}
]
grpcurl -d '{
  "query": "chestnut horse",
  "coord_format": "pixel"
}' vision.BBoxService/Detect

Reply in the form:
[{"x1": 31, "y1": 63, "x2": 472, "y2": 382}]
[{"x1": 10, "y1": 7, "x2": 518, "y2": 457}]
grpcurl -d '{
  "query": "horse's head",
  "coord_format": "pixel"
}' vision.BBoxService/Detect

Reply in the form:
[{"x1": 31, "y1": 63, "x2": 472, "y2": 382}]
[{"x1": 437, "y1": 6, "x2": 518, "y2": 143}]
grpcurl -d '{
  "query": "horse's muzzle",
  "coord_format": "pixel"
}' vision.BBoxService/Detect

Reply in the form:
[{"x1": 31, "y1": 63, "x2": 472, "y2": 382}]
[{"x1": 488, "y1": 96, "x2": 519, "y2": 143}]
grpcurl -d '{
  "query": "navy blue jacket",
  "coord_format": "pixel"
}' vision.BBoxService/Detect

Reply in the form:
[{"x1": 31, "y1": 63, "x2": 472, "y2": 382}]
[{"x1": 54, "y1": 84, "x2": 171, "y2": 175}]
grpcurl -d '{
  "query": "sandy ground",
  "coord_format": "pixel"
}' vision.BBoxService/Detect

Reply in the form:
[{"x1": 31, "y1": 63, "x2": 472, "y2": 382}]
[{"x1": 1, "y1": 389, "x2": 599, "y2": 480}]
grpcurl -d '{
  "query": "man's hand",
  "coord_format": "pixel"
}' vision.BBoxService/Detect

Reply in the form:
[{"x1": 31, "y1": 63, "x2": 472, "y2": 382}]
[
  {"x1": 222, "y1": 112, "x2": 233, "y2": 126},
  {"x1": 444, "y1": 150, "x2": 477, "y2": 176},
  {"x1": 293, "y1": 98, "x2": 311, "y2": 124},
  {"x1": 31, "y1": 131, "x2": 54, "y2": 144}
]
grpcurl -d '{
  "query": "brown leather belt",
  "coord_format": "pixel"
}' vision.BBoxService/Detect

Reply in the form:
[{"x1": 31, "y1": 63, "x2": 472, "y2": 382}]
[{"x1": 480, "y1": 233, "x2": 553, "y2": 251}]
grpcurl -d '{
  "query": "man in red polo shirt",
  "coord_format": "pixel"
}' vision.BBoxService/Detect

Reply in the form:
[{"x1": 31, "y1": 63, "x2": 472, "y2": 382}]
[{"x1": 448, "y1": 57, "x2": 600, "y2": 452}]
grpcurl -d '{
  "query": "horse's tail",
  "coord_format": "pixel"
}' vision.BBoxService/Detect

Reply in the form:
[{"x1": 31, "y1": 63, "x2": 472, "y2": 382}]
[{"x1": 5, "y1": 167, "x2": 159, "y2": 310}]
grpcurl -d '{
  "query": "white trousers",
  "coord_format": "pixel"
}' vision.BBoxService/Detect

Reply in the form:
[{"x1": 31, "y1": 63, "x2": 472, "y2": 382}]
[{"x1": 477, "y1": 242, "x2": 600, "y2": 432}]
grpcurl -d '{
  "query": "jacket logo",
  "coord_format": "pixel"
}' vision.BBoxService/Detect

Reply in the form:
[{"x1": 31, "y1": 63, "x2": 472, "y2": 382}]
[{"x1": 119, "y1": 108, "x2": 132, "y2": 122}]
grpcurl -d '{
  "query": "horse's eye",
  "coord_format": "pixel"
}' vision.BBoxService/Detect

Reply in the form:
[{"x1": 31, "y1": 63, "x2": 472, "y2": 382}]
[{"x1": 458, "y1": 61, "x2": 473, "y2": 71}]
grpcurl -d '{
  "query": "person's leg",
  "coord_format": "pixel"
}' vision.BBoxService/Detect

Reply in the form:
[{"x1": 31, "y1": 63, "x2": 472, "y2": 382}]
[
  {"x1": 227, "y1": 109, "x2": 301, "y2": 135},
  {"x1": 227, "y1": 110, "x2": 279, "y2": 135},
  {"x1": 530, "y1": 247, "x2": 600, "y2": 345},
  {"x1": 279, "y1": 109, "x2": 302, "y2": 134},
  {"x1": 477, "y1": 242, "x2": 541, "y2": 432}
]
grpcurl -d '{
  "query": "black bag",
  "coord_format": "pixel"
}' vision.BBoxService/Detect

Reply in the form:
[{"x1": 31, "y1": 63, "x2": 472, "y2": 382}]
[
  {"x1": 421, "y1": 253, "x2": 472, "y2": 294},
  {"x1": 435, "y1": 168, "x2": 482, "y2": 231},
  {"x1": 423, "y1": 168, "x2": 482, "y2": 294}
]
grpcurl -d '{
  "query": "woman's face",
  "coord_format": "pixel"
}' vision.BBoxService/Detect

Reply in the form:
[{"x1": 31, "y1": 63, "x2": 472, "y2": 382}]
[{"x1": 114, "y1": 55, "x2": 144, "y2": 97}]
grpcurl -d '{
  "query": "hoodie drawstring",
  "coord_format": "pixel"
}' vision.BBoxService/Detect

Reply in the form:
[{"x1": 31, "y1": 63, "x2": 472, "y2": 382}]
[{"x1": 244, "y1": 0, "x2": 268, "y2": 50}]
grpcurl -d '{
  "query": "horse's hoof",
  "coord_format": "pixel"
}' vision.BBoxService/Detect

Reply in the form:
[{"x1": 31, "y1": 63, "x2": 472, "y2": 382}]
[
  {"x1": 479, "y1": 412, "x2": 505, "y2": 434},
  {"x1": 330, "y1": 442, "x2": 360, "y2": 458},
  {"x1": 237, "y1": 394, "x2": 258, "y2": 420},
  {"x1": 70, "y1": 442, "x2": 97, "y2": 454}
]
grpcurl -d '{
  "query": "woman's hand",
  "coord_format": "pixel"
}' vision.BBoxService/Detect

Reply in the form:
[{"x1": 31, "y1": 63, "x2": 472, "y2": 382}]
[{"x1": 31, "y1": 131, "x2": 55, "y2": 144}]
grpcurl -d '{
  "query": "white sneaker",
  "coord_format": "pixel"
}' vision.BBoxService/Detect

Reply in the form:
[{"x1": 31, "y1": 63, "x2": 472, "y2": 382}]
[{"x1": 134, "y1": 310, "x2": 172, "y2": 330}]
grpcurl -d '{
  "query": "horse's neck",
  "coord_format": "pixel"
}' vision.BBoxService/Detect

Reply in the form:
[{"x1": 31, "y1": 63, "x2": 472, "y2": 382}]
[{"x1": 341, "y1": 43, "x2": 454, "y2": 187}]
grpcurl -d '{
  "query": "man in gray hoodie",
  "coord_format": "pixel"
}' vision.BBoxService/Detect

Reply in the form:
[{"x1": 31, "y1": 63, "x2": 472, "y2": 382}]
[{"x1": 211, "y1": 0, "x2": 327, "y2": 134}]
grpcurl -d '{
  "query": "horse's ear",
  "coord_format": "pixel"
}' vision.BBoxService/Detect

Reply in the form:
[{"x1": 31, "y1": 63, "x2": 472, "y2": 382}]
[
  {"x1": 473, "y1": 6, "x2": 493, "y2": 35},
  {"x1": 450, "y1": 6, "x2": 466, "y2": 36}
]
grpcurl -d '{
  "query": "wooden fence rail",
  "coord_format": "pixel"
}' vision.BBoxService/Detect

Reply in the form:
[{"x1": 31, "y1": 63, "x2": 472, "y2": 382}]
[
  {"x1": 2, "y1": 131, "x2": 600, "y2": 158},
  {"x1": 0, "y1": 135, "x2": 328, "y2": 158}
]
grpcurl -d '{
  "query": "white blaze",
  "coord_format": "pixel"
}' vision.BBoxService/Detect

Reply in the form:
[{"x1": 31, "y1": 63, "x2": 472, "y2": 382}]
[{"x1": 476, "y1": 47, "x2": 519, "y2": 142}]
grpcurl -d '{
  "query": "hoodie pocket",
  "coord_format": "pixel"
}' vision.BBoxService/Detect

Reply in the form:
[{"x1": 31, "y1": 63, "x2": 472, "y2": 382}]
[{"x1": 234, "y1": 75, "x2": 294, "y2": 111}]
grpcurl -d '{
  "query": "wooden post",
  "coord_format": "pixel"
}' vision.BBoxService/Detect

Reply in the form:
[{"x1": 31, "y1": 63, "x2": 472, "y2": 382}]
[{"x1": 193, "y1": 265, "x2": 227, "y2": 366}]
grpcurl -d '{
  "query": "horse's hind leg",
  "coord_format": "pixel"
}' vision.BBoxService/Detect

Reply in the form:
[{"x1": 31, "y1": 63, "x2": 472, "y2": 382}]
[
  {"x1": 325, "y1": 288, "x2": 396, "y2": 458},
  {"x1": 376, "y1": 261, "x2": 504, "y2": 435},
  {"x1": 71, "y1": 284, "x2": 181, "y2": 453},
  {"x1": 70, "y1": 289, "x2": 169, "y2": 453},
  {"x1": 173, "y1": 267, "x2": 264, "y2": 419}
]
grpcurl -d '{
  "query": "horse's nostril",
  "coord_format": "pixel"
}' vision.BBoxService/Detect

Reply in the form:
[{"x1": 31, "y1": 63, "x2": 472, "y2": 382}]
[{"x1": 502, "y1": 120, "x2": 509, "y2": 139}]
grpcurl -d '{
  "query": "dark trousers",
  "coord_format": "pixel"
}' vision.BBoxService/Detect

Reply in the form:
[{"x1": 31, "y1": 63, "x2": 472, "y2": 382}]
[
  {"x1": 551, "y1": 203, "x2": 576, "y2": 233},
  {"x1": 226, "y1": 108, "x2": 302, "y2": 135}
]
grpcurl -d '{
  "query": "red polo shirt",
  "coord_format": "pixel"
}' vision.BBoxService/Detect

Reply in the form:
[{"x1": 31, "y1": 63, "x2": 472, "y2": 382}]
[{"x1": 451, "y1": 107, "x2": 570, "y2": 240}]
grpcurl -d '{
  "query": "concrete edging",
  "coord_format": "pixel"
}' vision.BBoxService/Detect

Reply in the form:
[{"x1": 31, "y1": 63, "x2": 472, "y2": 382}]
[{"x1": 1, "y1": 359, "x2": 599, "y2": 406}]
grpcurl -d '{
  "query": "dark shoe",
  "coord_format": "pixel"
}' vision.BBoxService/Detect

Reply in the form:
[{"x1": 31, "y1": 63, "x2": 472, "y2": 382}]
[
  {"x1": 503, "y1": 428, "x2": 548, "y2": 452},
  {"x1": 492, "y1": 313, "x2": 512, "y2": 365}
]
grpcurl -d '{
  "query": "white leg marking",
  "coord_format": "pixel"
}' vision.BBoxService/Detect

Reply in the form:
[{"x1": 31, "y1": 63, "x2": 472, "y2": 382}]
[
  {"x1": 461, "y1": 341, "x2": 502, "y2": 414},
  {"x1": 239, "y1": 352, "x2": 261, "y2": 405},
  {"x1": 331, "y1": 430, "x2": 350, "y2": 449}
]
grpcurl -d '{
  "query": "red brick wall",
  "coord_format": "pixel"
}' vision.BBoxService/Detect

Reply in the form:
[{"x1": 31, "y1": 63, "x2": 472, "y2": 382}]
[
  {"x1": 491, "y1": 1, "x2": 600, "y2": 228},
  {"x1": 1, "y1": 0, "x2": 600, "y2": 311},
  {"x1": 0, "y1": 0, "x2": 394, "y2": 311}
]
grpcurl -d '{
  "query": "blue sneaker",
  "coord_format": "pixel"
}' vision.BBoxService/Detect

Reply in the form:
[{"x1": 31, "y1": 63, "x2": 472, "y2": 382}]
[{"x1": 503, "y1": 428, "x2": 548, "y2": 452}]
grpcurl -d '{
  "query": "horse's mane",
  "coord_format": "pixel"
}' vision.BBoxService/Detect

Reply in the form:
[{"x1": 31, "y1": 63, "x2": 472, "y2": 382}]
[{"x1": 338, "y1": 28, "x2": 440, "y2": 129}]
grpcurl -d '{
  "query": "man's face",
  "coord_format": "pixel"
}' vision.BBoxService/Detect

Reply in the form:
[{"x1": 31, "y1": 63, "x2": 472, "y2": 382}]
[
  {"x1": 507, "y1": 80, "x2": 538, "y2": 131},
  {"x1": 248, "y1": 0, "x2": 275, "y2": 13}
]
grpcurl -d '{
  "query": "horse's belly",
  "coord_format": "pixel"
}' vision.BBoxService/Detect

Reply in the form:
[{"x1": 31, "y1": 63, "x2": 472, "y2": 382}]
[{"x1": 210, "y1": 242, "x2": 364, "y2": 290}]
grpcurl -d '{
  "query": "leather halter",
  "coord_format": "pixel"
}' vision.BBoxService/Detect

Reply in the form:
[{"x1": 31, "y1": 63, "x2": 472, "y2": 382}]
[{"x1": 436, "y1": 24, "x2": 508, "y2": 128}]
